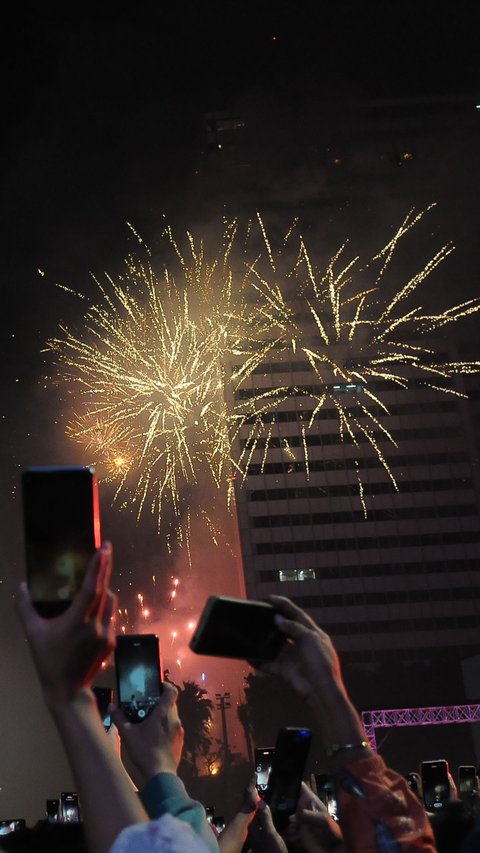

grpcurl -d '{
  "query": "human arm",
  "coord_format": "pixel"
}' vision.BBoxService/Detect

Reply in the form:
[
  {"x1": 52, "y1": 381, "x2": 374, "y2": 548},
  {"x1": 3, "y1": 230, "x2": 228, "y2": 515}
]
[
  {"x1": 217, "y1": 778, "x2": 258, "y2": 853},
  {"x1": 260, "y1": 596, "x2": 436, "y2": 853},
  {"x1": 110, "y1": 686, "x2": 219, "y2": 853},
  {"x1": 261, "y1": 595, "x2": 372, "y2": 771},
  {"x1": 16, "y1": 543, "x2": 150, "y2": 853}
]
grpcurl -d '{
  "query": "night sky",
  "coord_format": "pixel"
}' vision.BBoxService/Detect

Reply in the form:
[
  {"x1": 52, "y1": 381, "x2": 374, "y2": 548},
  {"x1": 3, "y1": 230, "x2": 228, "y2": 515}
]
[{"x1": 1, "y1": 1, "x2": 480, "y2": 825}]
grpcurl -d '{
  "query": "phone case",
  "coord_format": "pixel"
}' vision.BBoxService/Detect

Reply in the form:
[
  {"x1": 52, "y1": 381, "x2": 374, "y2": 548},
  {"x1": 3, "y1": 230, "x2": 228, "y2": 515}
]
[
  {"x1": 189, "y1": 595, "x2": 285, "y2": 661},
  {"x1": 22, "y1": 465, "x2": 101, "y2": 617}
]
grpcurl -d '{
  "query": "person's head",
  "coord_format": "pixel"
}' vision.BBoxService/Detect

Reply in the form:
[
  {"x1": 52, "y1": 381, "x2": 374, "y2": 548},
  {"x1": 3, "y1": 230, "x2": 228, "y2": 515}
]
[
  {"x1": 429, "y1": 798, "x2": 480, "y2": 853},
  {"x1": 0, "y1": 822, "x2": 87, "y2": 853}
]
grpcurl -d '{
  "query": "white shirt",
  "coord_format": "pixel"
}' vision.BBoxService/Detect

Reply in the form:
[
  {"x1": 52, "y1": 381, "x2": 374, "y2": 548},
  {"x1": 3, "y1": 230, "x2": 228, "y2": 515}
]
[{"x1": 110, "y1": 813, "x2": 213, "y2": 853}]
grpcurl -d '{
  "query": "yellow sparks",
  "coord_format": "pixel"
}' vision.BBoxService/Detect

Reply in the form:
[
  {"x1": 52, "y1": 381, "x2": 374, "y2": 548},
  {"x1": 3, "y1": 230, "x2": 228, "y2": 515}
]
[{"x1": 47, "y1": 207, "x2": 480, "y2": 542}]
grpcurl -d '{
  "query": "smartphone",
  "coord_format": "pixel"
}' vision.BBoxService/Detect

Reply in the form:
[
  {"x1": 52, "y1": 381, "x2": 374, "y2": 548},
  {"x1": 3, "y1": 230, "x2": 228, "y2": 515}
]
[
  {"x1": 205, "y1": 806, "x2": 215, "y2": 825},
  {"x1": 255, "y1": 746, "x2": 275, "y2": 797},
  {"x1": 46, "y1": 799, "x2": 60, "y2": 823},
  {"x1": 314, "y1": 773, "x2": 338, "y2": 821},
  {"x1": 0, "y1": 820, "x2": 25, "y2": 836},
  {"x1": 115, "y1": 634, "x2": 163, "y2": 723},
  {"x1": 189, "y1": 596, "x2": 286, "y2": 663},
  {"x1": 93, "y1": 686, "x2": 113, "y2": 731},
  {"x1": 60, "y1": 792, "x2": 80, "y2": 823},
  {"x1": 420, "y1": 759, "x2": 450, "y2": 810},
  {"x1": 21, "y1": 465, "x2": 101, "y2": 617},
  {"x1": 264, "y1": 727, "x2": 312, "y2": 831},
  {"x1": 458, "y1": 765, "x2": 477, "y2": 797}
]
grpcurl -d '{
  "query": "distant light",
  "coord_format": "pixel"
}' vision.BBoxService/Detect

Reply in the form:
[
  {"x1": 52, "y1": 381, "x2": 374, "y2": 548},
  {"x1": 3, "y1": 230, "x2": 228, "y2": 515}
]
[
  {"x1": 476, "y1": 104, "x2": 480, "y2": 110},
  {"x1": 201, "y1": 672, "x2": 206, "y2": 681}
]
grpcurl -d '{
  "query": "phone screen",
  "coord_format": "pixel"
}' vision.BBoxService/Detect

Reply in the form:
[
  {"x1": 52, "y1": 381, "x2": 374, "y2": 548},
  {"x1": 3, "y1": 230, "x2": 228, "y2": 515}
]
[
  {"x1": 459, "y1": 765, "x2": 477, "y2": 796},
  {"x1": 115, "y1": 635, "x2": 163, "y2": 723},
  {"x1": 255, "y1": 747, "x2": 275, "y2": 796},
  {"x1": 189, "y1": 596, "x2": 286, "y2": 662},
  {"x1": 61, "y1": 793, "x2": 80, "y2": 823},
  {"x1": 421, "y1": 760, "x2": 450, "y2": 810},
  {"x1": 21, "y1": 466, "x2": 101, "y2": 617},
  {"x1": 265, "y1": 728, "x2": 312, "y2": 831}
]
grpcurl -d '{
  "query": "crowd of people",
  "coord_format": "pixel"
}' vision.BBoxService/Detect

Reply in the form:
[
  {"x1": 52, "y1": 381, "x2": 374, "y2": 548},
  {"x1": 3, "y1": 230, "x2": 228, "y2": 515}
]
[{"x1": 3, "y1": 541, "x2": 480, "y2": 852}]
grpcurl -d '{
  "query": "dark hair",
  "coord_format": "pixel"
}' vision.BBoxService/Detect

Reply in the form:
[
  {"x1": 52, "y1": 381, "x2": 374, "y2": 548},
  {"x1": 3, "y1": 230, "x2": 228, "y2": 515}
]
[
  {"x1": 429, "y1": 798, "x2": 480, "y2": 853},
  {"x1": 0, "y1": 822, "x2": 87, "y2": 853}
]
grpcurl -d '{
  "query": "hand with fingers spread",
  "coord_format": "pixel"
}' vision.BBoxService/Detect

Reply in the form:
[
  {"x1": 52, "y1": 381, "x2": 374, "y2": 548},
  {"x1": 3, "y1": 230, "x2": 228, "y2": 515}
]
[{"x1": 16, "y1": 541, "x2": 116, "y2": 711}]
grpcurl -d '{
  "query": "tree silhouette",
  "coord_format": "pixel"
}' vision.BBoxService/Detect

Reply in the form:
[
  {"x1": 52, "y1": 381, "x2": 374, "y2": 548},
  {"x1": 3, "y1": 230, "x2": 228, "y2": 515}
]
[{"x1": 175, "y1": 679, "x2": 214, "y2": 776}]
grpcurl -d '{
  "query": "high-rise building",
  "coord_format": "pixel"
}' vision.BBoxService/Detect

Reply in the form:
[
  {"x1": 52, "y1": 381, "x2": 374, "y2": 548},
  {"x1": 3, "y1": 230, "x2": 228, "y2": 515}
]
[
  {"x1": 232, "y1": 341, "x2": 480, "y2": 667},
  {"x1": 196, "y1": 90, "x2": 480, "y2": 767}
]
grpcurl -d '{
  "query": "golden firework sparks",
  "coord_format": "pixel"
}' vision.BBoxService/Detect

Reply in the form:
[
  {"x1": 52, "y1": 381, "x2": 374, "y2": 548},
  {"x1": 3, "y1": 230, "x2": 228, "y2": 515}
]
[
  {"x1": 47, "y1": 208, "x2": 480, "y2": 545},
  {"x1": 238, "y1": 206, "x2": 480, "y2": 504}
]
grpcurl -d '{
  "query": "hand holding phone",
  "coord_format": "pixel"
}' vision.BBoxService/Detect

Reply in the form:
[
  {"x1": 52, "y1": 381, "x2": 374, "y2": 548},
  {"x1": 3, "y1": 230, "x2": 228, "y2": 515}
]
[{"x1": 16, "y1": 541, "x2": 116, "y2": 711}]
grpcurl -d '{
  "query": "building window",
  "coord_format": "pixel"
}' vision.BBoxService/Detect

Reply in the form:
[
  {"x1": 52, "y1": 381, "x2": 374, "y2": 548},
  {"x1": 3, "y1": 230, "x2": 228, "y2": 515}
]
[{"x1": 279, "y1": 568, "x2": 317, "y2": 582}]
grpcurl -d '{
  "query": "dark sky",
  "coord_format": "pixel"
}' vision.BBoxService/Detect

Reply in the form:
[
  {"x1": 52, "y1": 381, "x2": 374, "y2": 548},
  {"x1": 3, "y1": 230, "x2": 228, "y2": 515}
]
[{"x1": 1, "y1": 0, "x2": 480, "y2": 824}]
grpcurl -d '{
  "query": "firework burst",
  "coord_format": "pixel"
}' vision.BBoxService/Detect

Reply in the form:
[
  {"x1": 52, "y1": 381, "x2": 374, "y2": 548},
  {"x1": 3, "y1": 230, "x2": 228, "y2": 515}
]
[
  {"x1": 234, "y1": 207, "x2": 480, "y2": 513},
  {"x1": 48, "y1": 206, "x2": 480, "y2": 542}
]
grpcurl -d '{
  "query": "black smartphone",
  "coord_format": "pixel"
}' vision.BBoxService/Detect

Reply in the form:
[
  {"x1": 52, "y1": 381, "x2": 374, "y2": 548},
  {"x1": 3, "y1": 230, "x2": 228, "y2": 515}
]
[
  {"x1": 420, "y1": 759, "x2": 450, "y2": 811},
  {"x1": 264, "y1": 727, "x2": 312, "y2": 831},
  {"x1": 314, "y1": 773, "x2": 338, "y2": 821},
  {"x1": 0, "y1": 820, "x2": 25, "y2": 836},
  {"x1": 60, "y1": 792, "x2": 80, "y2": 823},
  {"x1": 189, "y1": 595, "x2": 286, "y2": 663},
  {"x1": 255, "y1": 746, "x2": 275, "y2": 797},
  {"x1": 93, "y1": 686, "x2": 113, "y2": 731},
  {"x1": 205, "y1": 805, "x2": 215, "y2": 825},
  {"x1": 21, "y1": 465, "x2": 101, "y2": 618},
  {"x1": 458, "y1": 765, "x2": 477, "y2": 797},
  {"x1": 46, "y1": 799, "x2": 60, "y2": 823},
  {"x1": 115, "y1": 634, "x2": 163, "y2": 723}
]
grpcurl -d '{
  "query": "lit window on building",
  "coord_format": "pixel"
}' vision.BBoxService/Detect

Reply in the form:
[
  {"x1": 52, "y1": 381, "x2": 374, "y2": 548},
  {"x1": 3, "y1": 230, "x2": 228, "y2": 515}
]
[
  {"x1": 279, "y1": 568, "x2": 317, "y2": 582},
  {"x1": 332, "y1": 382, "x2": 364, "y2": 393}
]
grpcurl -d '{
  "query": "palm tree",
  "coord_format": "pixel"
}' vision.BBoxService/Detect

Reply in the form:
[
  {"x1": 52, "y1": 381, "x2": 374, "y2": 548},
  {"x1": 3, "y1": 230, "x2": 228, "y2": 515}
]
[{"x1": 175, "y1": 679, "x2": 214, "y2": 776}]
